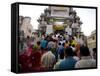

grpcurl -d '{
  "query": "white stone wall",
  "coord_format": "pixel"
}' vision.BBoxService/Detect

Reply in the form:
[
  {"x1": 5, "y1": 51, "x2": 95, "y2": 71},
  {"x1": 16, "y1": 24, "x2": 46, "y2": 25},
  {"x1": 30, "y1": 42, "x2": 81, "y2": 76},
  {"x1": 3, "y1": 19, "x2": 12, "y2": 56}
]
[{"x1": 50, "y1": 6, "x2": 70, "y2": 18}]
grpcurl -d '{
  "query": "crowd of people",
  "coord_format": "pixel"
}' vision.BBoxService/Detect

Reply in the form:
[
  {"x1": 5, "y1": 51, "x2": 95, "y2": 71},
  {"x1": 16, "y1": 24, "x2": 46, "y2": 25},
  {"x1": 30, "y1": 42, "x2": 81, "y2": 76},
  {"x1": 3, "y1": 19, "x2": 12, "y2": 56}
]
[{"x1": 19, "y1": 32, "x2": 96, "y2": 72}]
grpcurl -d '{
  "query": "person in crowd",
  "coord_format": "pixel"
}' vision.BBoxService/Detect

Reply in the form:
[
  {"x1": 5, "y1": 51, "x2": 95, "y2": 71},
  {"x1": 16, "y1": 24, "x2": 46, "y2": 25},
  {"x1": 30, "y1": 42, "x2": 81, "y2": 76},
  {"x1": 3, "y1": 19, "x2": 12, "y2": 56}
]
[
  {"x1": 89, "y1": 48, "x2": 94, "y2": 59},
  {"x1": 19, "y1": 38, "x2": 28, "y2": 55},
  {"x1": 22, "y1": 40, "x2": 28, "y2": 51},
  {"x1": 70, "y1": 44, "x2": 79, "y2": 61},
  {"x1": 64, "y1": 40, "x2": 69, "y2": 49},
  {"x1": 47, "y1": 39, "x2": 55, "y2": 50},
  {"x1": 41, "y1": 50, "x2": 56, "y2": 70},
  {"x1": 40, "y1": 38, "x2": 48, "y2": 49},
  {"x1": 45, "y1": 35, "x2": 50, "y2": 42},
  {"x1": 68, "y1": 37, "x2": 77, "y2": 47},
  {"x1": 41, "y1": 33, "x2": 45, "y2": 40},
  {"x1": 79, "y1": 36, "x2": 84, "y2": 46},
  {"x1": 59, "y1": 37, "x2": 64, "y2": 45},
  {"x1": 75, "y1": 43, "x2": 81, "y2": 57},
  {"x1": 75, "y1": 46, "x2": 96, "y2": 68},
  {"x1": 25, "y1": 44, "x2": 33, "y2": 57},
  {"x1": 65, "y1": 32, "x2": 69, "y2": 41},
  {"x1": 30, "y1": 49, "x2": 42, "y2": 72},
  {"x1": 52, "y1": 34, "x2": 58, "y2": 41},
  {"x1": 50, "y1": 40, "x2": 57, "y2": 57},
  {"x1": 58, "y1": 47, "x2": 77, "y2": 70},
  {"x1": 73, "y1": 51, "x2": 80, "y2": 61},
  {"x1": 71, "y1": 44, "x2": 76, "y2": 52},
  {"x1": 58, "y1": 35, "x2": 61, "y2": 41},
  {"x1": 53, "y1": 52, "x2": 64, "y2": 70},
  {"x1": 93, "y1": 48, "x2": 97, "y2": 60},
  {"x1": 57, "y1": 43, "x2": 65, "y2": 59},
  {"x1": 33, "y1": 41, "x2": 41, "y2": 51},
  {"x1": 37, "y1": 41, "x2": 41, "y2": 50},
  {"x1": 75, "y1": 35, "x2": 84, "y2": 46},
  {"x1": 62, "y1": 38, "x2": 66, "y2": 44},
  {"x1": 66, "y1": 26, "x2": 72, "y2": 36}
]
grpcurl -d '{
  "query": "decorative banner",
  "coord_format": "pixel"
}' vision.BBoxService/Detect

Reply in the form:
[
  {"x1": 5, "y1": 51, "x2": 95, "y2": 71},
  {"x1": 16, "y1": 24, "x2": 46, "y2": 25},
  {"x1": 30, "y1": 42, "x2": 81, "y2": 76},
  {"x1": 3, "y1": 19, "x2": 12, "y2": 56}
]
[{"x1": 53, "y1": 25, "x2": 64, "y2": 30}]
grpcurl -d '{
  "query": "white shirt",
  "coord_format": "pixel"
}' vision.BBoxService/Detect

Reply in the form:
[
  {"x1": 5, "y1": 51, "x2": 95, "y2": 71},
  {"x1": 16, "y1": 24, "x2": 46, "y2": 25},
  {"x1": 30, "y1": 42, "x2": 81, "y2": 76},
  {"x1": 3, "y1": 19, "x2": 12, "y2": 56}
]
[
  {"x1": 53, "y1": 59, "x2": 63, "y2": 69},
  {"x1": 76, "y1": 38, "x2": 84, "y2": 45},
  {"x1": 75, "y1": 56, "x2": 96, "y2": 68},
  {"x1": 60, "y1": 40, "x2": 65, "y2": 45},
  {"x1": 52, "y1": 35, "x2": 58, "y2": 40}
]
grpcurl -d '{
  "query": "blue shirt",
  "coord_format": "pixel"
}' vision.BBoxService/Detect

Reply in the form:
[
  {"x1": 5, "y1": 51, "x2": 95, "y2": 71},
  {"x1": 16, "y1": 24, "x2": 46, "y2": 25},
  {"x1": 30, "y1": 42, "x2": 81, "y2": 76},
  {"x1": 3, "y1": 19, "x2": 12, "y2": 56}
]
[
  {"x1": 57, "y1": 45, "x2": 64, "y2": 55},
  {"x1": 41, "y1": 40, "x2": 48, "y2": 49},
  {"x1": 59, "y1": 57, "x2": 77, "y2": 70}
]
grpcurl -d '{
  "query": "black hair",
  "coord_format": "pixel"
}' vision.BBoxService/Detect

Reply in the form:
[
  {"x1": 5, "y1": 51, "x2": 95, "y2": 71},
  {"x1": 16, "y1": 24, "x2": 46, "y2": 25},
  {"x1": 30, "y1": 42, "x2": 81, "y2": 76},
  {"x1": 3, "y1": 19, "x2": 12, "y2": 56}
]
[
  {"x1": 72, "y1": 44, "x2": 75, "y2": 47},
  {"x1": 37, "y1": 41, "x2": 40, "y2": 45},
  {"x1": 66, "y1": 40, "x2": 68, "y2": 43},
  {"x1": 65, "y1": 47, "x2": 74, "y2": 57},
  {"x1": 27, "y1": 36, "x2": 30, "y2": 39},
  {"x1": 58, "y1": 36, "x2": 60, "y2": 38},
  {"x1": 69, "y1": 40, "x2": 73, "y2": 43},
  {"x1": 72, "y1": 37, "x2": 74, "y2": 40},
  {"x1": 62, "y1": 43, "x2": 65, "y2": 46},
  {"x1": 59, "y1": 52, "x2": 64, "y2": 59},
  {"x1": 93, "y1": 48, "x2": 97, "y2": 54},
  {"x1": 80, "y1": 46, "x2": 90, "y2": 56},
  {"x1": 69, "y1": 44, "x2": 72, "y2": 46},
  {"x1": 59, "y1": 43, "x2": 61, "y2": 45}
]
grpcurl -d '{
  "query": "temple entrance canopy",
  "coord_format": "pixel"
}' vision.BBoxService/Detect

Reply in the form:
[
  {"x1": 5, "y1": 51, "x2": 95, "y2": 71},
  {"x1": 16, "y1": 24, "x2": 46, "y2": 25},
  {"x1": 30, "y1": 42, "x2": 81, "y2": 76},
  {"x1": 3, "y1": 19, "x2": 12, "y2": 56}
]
[
  {"x1": 38, "y1": 6, "x2": 83, "y2": 36},
  {"x1": 53, "y1": 22, "x2": 65, "y2": 34}
]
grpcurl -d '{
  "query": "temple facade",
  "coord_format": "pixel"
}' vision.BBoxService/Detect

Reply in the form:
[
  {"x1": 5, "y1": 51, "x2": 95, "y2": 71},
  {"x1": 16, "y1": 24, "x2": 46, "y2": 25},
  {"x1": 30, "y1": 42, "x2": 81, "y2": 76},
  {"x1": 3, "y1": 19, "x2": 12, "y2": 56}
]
[{"x1": 37, "y1": 6, "x2": 83, "y2": 36}]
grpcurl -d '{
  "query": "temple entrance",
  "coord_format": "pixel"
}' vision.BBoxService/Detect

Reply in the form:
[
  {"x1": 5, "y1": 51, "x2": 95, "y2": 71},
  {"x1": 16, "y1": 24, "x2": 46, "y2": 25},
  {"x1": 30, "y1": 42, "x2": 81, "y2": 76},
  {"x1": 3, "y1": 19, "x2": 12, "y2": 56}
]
[{"x1": 54, "y1": 30, "x2": 65, "y2": 35}]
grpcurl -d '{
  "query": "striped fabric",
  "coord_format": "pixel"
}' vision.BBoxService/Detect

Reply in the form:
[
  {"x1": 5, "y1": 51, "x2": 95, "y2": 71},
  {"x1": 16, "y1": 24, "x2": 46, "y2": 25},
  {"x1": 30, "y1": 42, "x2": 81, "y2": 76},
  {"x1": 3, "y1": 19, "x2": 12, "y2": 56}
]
[{"x1": 41, "y1": 51, "x2": 55, "y2": 68}]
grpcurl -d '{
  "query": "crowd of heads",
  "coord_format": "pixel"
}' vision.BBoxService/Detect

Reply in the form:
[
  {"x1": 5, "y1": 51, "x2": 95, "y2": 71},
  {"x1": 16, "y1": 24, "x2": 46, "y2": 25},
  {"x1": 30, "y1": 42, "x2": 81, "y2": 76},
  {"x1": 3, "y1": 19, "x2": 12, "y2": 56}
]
[{"x1": 19, "y1": 32, "x2": 96, "y2": 72}]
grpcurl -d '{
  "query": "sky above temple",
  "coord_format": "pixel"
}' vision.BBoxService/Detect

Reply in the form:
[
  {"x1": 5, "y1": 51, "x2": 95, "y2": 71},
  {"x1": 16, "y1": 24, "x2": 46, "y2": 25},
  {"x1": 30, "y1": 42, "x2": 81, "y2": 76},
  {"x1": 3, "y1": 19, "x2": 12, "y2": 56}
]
[{"x1": 19, "y1": 5, "x2": 96, "y2": 36}]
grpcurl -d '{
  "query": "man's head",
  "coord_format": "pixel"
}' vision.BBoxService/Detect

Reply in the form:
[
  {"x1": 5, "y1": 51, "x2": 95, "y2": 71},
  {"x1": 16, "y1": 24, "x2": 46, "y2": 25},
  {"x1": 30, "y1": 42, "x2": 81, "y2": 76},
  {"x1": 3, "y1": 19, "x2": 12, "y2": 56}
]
[
  {"x1": 80, "y1": 46, "x2": 90, "y2": 56},
  {"x1": 59, "y1": 43, "x2": 61, "y2": 46},
  {"x1": 64, "y1": 47, "x2": 74, "y2": 57},
  {"x1": 62, "y1": 43, "x2": 65, "y2": 47},
  {"x1": 37, "y1": 41, "x2": 40, "y2": 45}
]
